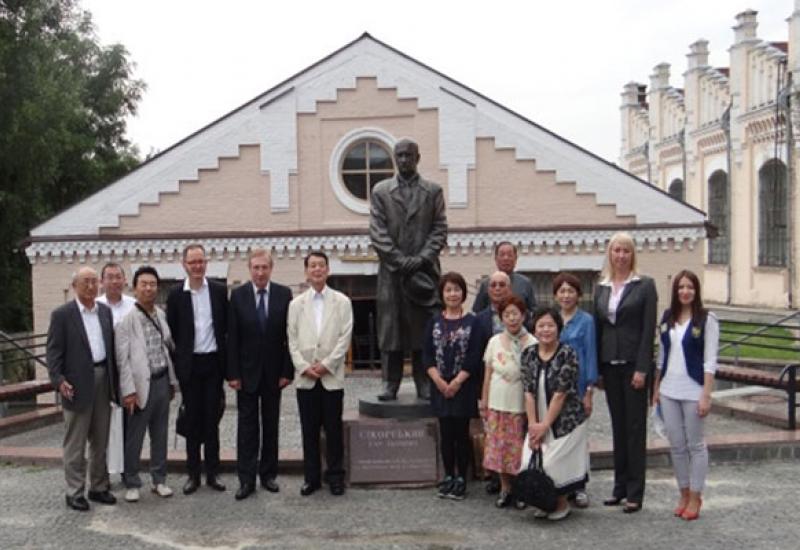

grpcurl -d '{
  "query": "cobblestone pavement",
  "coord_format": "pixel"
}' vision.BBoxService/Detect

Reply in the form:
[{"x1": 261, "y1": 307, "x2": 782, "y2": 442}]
[
  {"x1": 1, "y1": 460, "x2": 798, "y2": 549},
  {"x1": 0, "y1": 375, "x2": 768, "y2": 451}
]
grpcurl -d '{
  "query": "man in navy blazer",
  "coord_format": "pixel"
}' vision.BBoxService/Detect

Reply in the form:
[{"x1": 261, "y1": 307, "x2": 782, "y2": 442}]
[
  {"x1": 166, "y1": 244, "x2": 228, "y2": 495},
  {"x1": 227, "y1": 248, "x2": 293, "y2": 500},
  {"x1": 46, "y1": 267, "x2": 119, "y2": 511}
]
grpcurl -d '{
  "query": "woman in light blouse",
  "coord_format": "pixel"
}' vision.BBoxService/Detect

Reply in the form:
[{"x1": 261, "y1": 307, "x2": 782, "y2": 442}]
[
  {"x1": 553, "y1": 272, "x2": 597, "y2": 508},
  {"x1": 653, "y1": 270, "x2": 718, "y2": 521},
  {"x1": 480, "y1": 295, "x2": 535, "y2": 508},
  {"x1": 593, "y1": 232, "x2": 657, "y2": 514}
]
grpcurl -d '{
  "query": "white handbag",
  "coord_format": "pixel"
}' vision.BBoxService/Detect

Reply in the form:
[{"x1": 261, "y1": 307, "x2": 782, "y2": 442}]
[{"x1": 106, "y1": 402, "x2": 125, "y2": 474}]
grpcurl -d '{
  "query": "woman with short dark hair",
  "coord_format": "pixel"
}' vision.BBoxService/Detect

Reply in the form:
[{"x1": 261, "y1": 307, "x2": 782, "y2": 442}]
[
  {"x1": 552, "y1": 272, "x2": 597, "y2": 508},
  {"x1": 423, "y1": 272, "x2": 481, "y2": 500},
  {"x1": 653, "y1": 270, "x2": 718, "y2": 521},
  {"x1": 480, "y1": 294, "x2": 535, "y2": 507},
  {"x1": 520, "y1": 307, "x2": 589, "y2": 521}
]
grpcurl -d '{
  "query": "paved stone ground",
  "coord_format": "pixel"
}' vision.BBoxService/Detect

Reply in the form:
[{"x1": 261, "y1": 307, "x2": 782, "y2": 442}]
[
  {"x1": 1, "y1": 459, "x2": 798, "y2": 549},
  {"x1": 0, "y1": 375, "x2": 769, "y2": 451}
]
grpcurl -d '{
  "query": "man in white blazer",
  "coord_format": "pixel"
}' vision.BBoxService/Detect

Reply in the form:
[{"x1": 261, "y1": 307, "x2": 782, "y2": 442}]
[
  {"x1": 115, "y1": 266, "x2": 178, "y2": 503},
  {"x1": 288, "y1": 251, "x2": 353, "y2": 496}
]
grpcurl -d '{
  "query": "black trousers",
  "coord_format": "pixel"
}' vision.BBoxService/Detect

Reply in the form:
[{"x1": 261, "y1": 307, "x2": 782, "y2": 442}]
[
  {"x1": 183, "y1": 353, "x2": 223, "y2": 479},
  {"x1": 439, "y1": 416, "x2": 470, "y2": 478},
  {"x1": 236, "y1": 378, "x2": 281, "y2": 484},
  {"x1": 297, "y1": 381, "x2": 345, "y2": 486},
  {"x1": 602, "y1": 362, "x2": 649, "y2": 504}
]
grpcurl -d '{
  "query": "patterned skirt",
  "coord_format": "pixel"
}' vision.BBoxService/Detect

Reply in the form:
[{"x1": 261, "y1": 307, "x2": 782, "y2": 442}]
[{"x1": 482, "y1": 409, "x2": 526, "y2": 474}]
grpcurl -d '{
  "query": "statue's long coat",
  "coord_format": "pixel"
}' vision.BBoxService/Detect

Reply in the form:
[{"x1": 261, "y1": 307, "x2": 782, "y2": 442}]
[{"x1": 369, "y1": 175, "x2": 448, "y2": 352}]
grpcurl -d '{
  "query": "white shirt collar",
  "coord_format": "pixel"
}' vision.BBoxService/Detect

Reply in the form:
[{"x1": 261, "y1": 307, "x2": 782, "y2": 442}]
[
  {"x1": 75, "y1": 297, "x2": 98, "y2": 314},
  {"x1": 599, "y1": 273, "x2": 641, "y2": 286},
  {"x1": 183, "y1": 277, "x2": 209, "y2": 292},
  {"x1": 252, "y1": 281, "x2": 271, "y2": 296}
]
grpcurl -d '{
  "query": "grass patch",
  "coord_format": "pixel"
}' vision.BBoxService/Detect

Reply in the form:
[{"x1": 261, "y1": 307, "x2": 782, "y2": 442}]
[{"x1": 719, "y1": 321, "x2": 800, "y2": 361}]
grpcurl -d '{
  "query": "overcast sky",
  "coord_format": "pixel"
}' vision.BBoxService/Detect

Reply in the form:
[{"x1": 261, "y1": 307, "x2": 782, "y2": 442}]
[{"x1": 81, "y1": 0, "x2": 791, "y2": 164}]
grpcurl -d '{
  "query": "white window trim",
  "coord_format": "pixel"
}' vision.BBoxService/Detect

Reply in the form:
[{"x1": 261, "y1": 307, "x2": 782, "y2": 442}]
[{"x1": 329, "y1": 127, "x2": 397, "y2": 215}]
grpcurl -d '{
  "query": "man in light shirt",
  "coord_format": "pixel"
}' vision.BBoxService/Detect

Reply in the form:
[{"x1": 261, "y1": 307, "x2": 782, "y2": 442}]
[
  {"x1": 166, "y1": 244, "x2": 228, "y2": 495},
  {"x1": 288, "y1": 251, "x2": 353, "y2": 497},
  {"x1": 46, "y1": 267, "x2": 119, "y2": 511},
  {"x1": 97, "y1": 262, "x2": 136, "y2": 326},
  {"x1": 96, "y1": 262, "x2": 135, "y2": 480}
]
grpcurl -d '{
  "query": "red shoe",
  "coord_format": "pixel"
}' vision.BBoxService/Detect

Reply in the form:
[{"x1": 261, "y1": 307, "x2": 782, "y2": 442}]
[
  {"x1": 681, "y1": 498, "x2": 702, "y2": 521},
  {"x1": 673, "y1": 505, "x2": 686, "y2": 517}
]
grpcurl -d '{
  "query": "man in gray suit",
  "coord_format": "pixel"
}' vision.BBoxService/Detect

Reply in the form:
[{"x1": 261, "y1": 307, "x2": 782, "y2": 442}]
[
  {"x1": 46, "y1": 267, "x2": 119, "y2": 511},
  {"x1": 369, "y1": 139, "x2": 448, "y2": 401}
]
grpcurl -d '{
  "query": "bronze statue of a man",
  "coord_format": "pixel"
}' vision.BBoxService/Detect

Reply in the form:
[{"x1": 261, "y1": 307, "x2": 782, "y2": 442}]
[{"x1": 369, "y1": 139, "x2": 448, "y2": 401}]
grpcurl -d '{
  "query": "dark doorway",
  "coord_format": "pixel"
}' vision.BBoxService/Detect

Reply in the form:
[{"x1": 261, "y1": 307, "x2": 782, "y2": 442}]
[{"x1": 328, "y1": 275, "x2": 380, "y2": 370}]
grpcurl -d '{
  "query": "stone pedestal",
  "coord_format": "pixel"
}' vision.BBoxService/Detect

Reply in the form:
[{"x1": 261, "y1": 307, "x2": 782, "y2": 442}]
[{"x1": 358, "y1": 389, "x2": 433, "y2": 419}]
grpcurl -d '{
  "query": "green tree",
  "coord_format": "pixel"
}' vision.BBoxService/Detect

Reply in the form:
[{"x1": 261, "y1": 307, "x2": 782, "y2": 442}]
[{"x1": 0, "y1": 0, "x2": 144, "y2": 332}]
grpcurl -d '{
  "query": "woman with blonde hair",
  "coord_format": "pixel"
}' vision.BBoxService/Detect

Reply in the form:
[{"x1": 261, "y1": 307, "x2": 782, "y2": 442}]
[{"x1": 593, "y1": 232, "x2": 657, "y2": 513}]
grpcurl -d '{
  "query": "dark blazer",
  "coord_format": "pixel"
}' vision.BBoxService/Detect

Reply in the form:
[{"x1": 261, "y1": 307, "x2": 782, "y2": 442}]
[
  {"x1": 227, "y1": 282, "x2": 293, "y2": 394},
  {"x1": 166, "y1": 279, "x2": 228, "y2": 386},
  {"x1": 593, "y1": 275, "x2": 658, "y2": 374},
  {"x1": 46, "y1": 300, "x2": 118, "y2": 412}
]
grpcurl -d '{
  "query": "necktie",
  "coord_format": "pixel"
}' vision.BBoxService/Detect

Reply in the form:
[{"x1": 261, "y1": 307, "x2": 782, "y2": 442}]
[{"x1": 257, "y1": 288, "x2": 267, "y2": 331}]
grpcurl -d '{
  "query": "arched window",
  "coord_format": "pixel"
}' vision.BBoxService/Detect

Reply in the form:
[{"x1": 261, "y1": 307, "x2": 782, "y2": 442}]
[
  {"x1": 668, "y1": 178, "x2": 685, "y2": 202},
  {"x1": 758, "y1": 159, "x2": 788, "y2": 267},
  {"x1": 340, "y1": 140, "x2": 394, "y2": 202},
  {"x1": 707, "y1": 170, "x2": 729, "y2": 264}
]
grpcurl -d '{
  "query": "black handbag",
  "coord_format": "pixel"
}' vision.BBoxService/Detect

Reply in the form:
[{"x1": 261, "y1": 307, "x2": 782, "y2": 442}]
[{"x1": 513, "y1": 448, "x2": 558, "y2": 513}]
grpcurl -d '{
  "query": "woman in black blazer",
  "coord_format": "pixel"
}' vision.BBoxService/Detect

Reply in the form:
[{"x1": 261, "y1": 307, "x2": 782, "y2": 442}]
[{"x1": 593, "y1": 232, "x2": 657, "y2": 513}]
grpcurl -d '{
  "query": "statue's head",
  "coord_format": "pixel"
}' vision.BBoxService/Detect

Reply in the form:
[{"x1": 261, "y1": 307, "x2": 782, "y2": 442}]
[{"x1": 394, "y1": 139, "x2": 420, "y2": 179}]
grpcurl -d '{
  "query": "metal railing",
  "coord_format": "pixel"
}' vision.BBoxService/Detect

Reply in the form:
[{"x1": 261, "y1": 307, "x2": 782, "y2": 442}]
[
  {"x1": 0, "y1": 331, "x2": 50, "y2": 417},
  {"x1": 718, "y1": 311, "x2": 800, "y2": 366}
]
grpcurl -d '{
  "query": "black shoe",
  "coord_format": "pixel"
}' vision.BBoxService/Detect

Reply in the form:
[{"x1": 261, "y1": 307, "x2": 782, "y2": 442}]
[
  {"x1": 437, "y1": 476, "x2": 454, "y2": 498},
  {"x1": 448, "y1": 477, "x2": 466, "y2": 501},
  {"x1": 300, "y1": 482, "x2": 321, "y2": 496},
  {"x1": 87, "y1": 490, "x2": 117, "y2": 505},
  {"x1": 603, "y1": 496, "x2": 624, "y2": 506},
  {"x1": 329, "y1": 483, "x2": 345, "y2": 496},
  {"x1": 623, "y1": 502, "x2": 642, "y2": 514},
  {"x1": 235, "y1": 483, "x2": 255, "y2": 501},
  {"x1": 206, "y1": 476, "x2": 226, "y2": 492},
  {"x1": 377, "y1": 391, "x2": 397, "y2": 401},
  {"x1": 485, "y1": 477, "x2": 501, "y2": 495},
  {"x1": 66, "y1": 495, "x2": 90, "y2": 511},
  {"x1": 261, "y1": 478, "x2": 280, "y2": 493},
  {"x1": 183, "y1": 477, "x2": 201, "y2": 495},
  {"x1": 495, "y1": 491, "x2": 512, "y2": 508}
]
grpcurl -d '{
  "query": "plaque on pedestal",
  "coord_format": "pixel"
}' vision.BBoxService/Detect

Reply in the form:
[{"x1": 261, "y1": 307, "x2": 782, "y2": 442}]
[{"x1": 346, "y1": 418, "x2": 438, "y2": 484}]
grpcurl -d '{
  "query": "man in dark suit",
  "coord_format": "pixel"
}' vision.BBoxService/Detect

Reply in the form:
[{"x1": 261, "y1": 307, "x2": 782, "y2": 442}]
[
  {"x1": 166, "y1": 244, "x2": 228, "y2": 495},
  {"x1": 227, "y1": 248, "x2": 293, "y2": 500},
  {"x1": 46, "y1": 267, "x2": 119, "y2": 511},
  {"x1": 471, "y1": 242, "x2": 536, "y2": 314}
]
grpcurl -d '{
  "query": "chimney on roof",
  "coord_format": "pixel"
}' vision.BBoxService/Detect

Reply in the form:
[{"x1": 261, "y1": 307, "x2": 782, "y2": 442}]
[
  {"x1": 687, "y1": 39, "x2": 710, "y2": 70},
  {"x1": 650, "y1": 63, "x2": 671, "y2": 90},
  {"x1": 733, "y1": 9, "x2": 758, "y2": 44},
  {"x1": 621, "y1": 82, "x2": 641, "y2": 106}
]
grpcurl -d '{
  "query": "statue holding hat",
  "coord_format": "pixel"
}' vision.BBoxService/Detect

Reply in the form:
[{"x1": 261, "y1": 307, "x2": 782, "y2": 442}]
[{"x1": 369, "y1": 139, "x2": 448, "y2": 401}]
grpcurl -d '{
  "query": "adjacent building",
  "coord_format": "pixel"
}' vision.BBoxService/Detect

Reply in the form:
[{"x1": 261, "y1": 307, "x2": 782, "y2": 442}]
[{"x1": 620, "y1": 6, "x2": 800, "y2": 308}]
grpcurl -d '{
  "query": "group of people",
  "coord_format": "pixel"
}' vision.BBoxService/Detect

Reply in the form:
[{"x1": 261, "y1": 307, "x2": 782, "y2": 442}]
[
  {"x1": 423, "y1": 232, "x2": 718, "y2": 522},
  {"x1": 46, "y1": 232, "x2": 717, "y2": 523},
  {"x1": 46, "y1": 246, "x2": 352, "y2": 511}
]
